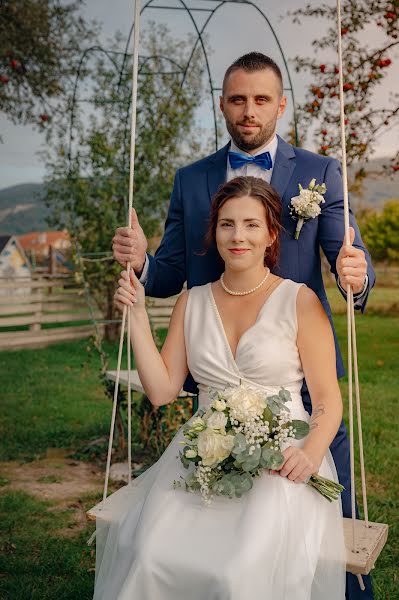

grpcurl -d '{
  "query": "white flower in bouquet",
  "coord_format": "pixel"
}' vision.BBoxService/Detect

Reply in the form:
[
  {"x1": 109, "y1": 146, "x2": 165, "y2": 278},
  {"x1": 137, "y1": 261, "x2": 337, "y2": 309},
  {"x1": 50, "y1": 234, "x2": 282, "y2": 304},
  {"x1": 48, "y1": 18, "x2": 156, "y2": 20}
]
[
  {"x1": 197, "y1": 428, "x2": 235, "y2": 467},
  {"x1": 184, "y1": 448, "x2": 198, "y2": 459},
  {"x1": 290, "y1": 178, "x2": 327, "y2": 239},
  {"x1": 206, "y1": 411, "x2": 228, "y2": 432},
  {"x1": 224, "y1": 384, "x2": 266, "y2": 423},
  {"x1": 213, "y1": 398, "x2": 227, "y2": 411},
  {"x1": 190, "y1": 416, "x2": 206, "y2": 431}
]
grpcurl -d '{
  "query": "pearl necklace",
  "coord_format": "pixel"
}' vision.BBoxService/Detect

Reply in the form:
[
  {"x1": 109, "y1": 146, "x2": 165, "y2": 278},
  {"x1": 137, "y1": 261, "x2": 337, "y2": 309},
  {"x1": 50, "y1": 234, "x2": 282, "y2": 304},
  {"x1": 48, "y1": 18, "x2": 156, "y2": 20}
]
[{"x1": 220, "y1": 268, "x2": 271, "y2": 296}]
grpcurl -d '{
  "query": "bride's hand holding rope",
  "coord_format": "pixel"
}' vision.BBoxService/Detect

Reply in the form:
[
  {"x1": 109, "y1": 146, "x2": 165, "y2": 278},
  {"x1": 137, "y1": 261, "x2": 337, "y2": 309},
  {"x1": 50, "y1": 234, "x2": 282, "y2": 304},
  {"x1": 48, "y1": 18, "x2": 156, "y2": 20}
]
[{"x1": 114, "y1": 269, "x2": 146, "y2": 312}]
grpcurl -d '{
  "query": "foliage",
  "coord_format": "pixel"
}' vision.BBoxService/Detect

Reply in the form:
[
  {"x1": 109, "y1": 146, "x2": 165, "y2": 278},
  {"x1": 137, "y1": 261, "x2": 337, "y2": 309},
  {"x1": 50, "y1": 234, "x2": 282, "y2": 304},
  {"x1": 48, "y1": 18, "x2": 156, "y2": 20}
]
[
  {"x1": 0, "y1": 0, "x2": 96, "y2": 127},
  {"x1": 44, "y1": 24, "x2": 206, "y2": 340},
  {"x1": 291, "y1": 1, "x2": 399, "y2": 183},
  {"x1": 137, "y1": 395, "x2": 193, "y2": 458},
  {"x1": 357, "y1": 199, "x2": 399, "y2": 263}
]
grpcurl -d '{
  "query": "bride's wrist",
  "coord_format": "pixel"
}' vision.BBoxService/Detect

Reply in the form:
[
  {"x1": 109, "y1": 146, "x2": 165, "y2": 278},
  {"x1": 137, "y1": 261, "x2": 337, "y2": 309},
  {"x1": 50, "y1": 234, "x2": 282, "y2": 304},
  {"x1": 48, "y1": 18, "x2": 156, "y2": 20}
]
[{"x1": 302, "y1": 444, "x2": 324, "y2": 471}]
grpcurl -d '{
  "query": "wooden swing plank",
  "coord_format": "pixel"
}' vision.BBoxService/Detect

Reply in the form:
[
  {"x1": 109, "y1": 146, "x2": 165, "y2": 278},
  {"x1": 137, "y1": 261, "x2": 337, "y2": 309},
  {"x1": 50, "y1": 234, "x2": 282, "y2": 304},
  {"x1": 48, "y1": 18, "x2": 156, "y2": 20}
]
[
  {"x1": 87, "y1": 500, "x2": 388, "y2": 576},
  {"x1": 343, "y1": 518, "x2": 388, "y2": 575},
  {"x1": 87, "y1": 497, "x2": 114, "y2": 522},
  {"x1": 105, "y1": 369, "x2": 193, "y2": 398}
]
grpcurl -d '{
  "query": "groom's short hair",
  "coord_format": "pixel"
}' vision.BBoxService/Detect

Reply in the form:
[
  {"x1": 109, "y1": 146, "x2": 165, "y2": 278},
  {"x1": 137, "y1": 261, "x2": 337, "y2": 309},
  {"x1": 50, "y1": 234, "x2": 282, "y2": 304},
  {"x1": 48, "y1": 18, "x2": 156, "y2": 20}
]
[{"x1": 222, "y1": 52, "x2": 283, "y2": 96}]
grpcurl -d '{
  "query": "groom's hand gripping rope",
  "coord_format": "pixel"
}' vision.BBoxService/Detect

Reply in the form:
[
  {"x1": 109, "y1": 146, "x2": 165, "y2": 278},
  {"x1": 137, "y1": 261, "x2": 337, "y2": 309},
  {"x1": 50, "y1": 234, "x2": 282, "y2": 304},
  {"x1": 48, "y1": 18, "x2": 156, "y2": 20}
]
[
  {"x1": 112, "y1": 208, "x2": 148, "y2": 272},
  {"x1": 336, "y1": 226, "x2": 367, "y2": 294}
]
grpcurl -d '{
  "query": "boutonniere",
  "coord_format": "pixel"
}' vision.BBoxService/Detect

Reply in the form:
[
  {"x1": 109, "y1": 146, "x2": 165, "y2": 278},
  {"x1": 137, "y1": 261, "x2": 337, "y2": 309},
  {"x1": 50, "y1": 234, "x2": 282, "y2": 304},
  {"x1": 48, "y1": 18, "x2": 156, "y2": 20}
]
[{"x1": 290, "y1": 178, "x2": 326, "y2": 239}]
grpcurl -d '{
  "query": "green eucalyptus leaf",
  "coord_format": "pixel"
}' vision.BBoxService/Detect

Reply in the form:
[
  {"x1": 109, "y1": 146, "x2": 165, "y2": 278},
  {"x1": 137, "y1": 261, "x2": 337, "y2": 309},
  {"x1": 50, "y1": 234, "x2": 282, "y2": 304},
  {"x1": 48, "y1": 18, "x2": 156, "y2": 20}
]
[
  {"x1": 278, "y1": 388, "x2": 292, "y2": 403},
  {"x1": 263, "y1": 406, "x2": 273, "y2": 424},
  {"x1": 241, "y1": 446, "x2": 261, "y2": 472},
  {"x1": 232, "y1": 432, "x2": 247, "y2": 455},
  {"x1": 268, "y1": 397, "x2": 283, "y2": 415},
  {"x1": 261, "y1": 448, "x2": 285, "y2": 470},
  {"x1": 291, "y1": 420, "x2": 310, "y2": 440}
]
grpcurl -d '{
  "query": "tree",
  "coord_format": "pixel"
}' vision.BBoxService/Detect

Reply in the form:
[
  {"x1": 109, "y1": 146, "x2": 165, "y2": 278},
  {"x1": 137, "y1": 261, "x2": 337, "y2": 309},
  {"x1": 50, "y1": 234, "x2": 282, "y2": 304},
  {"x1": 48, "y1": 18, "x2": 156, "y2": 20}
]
[
  {"x1": 291, "y1": 1, "x2": 399, "y2": 186},
  {"x1": 44, "y1": 25, "x2": 206, "y2": 341},
  {"x1": 0, "y1": 0, "x2": 96, "y2": 127},
  {"x1": 357, "y1": 200, "x2": 399, "y2": 263}
]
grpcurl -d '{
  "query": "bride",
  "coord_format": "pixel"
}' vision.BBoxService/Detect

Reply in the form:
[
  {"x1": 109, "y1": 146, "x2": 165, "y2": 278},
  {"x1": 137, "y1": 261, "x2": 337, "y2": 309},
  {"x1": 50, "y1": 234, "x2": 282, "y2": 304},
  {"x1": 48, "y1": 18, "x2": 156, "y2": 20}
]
[{"x1": 93, "y1": 176, "x2": 346, "y2": 600}]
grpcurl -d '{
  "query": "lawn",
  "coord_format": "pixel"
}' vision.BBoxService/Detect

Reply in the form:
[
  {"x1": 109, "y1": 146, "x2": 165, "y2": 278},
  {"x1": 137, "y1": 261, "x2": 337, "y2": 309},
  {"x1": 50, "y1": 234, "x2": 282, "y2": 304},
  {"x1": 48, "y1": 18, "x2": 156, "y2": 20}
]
[{"x1": 0, "y1": 311, "x2": 398, "y2": 599}]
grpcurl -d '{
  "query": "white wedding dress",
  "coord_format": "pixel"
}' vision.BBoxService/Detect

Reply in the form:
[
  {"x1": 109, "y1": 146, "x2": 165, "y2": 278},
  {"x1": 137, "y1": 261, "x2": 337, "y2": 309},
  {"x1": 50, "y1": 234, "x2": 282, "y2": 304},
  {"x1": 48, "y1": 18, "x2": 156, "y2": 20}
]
[{"x1": 93, "y1": 280, "x2": 346, "y2": 600}]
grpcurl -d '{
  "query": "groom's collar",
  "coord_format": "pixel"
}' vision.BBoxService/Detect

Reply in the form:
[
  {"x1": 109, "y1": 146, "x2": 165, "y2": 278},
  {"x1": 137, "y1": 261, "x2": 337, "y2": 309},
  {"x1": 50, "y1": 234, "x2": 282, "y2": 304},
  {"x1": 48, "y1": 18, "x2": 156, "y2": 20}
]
[
  {"x1": 207, "y1": 135, "x2": 295, "y2": 164},
  {"x1": 206, "y1": 135, "x2": 296, "y2": 201}
]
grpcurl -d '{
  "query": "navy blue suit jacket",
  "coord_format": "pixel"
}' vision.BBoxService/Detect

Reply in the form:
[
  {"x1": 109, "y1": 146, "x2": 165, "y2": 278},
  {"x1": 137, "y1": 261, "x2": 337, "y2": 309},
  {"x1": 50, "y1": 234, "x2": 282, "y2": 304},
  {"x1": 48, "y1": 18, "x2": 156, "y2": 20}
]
[{"x1": 145, "y1": 136, "x2": 375, "y2": 382}]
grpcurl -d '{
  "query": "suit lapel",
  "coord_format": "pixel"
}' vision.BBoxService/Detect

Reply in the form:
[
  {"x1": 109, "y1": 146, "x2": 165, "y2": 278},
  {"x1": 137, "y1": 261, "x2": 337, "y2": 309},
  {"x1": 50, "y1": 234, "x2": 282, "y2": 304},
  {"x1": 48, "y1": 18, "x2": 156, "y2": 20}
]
[
  {"x1": 206, "y1": 143, "x2": 229, "y2": 202},
  {"x1": 271, "y1": 136, "x2": 296, "y2": 204}
]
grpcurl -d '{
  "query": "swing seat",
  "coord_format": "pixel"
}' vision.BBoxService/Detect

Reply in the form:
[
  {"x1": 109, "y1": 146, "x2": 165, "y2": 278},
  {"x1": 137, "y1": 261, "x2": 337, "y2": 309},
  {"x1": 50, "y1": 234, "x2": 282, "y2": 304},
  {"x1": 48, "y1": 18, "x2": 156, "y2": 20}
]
[
  {"x1": 343, "y1": 518, "x2": 388, "y2": 575},
  {"x1": 87, "y1": 494, "x2": 388, "y2": 576},
  {"x1": 87, "y1": 485, "x2": 127, "y2": 523}
]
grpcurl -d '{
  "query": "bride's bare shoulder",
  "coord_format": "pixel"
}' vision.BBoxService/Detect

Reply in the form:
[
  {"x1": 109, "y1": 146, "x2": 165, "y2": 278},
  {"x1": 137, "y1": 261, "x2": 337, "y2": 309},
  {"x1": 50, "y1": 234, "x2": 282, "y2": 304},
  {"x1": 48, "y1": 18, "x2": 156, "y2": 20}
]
[{"x1": 296, "y1": 285, "x2": 329, "y2": 325}]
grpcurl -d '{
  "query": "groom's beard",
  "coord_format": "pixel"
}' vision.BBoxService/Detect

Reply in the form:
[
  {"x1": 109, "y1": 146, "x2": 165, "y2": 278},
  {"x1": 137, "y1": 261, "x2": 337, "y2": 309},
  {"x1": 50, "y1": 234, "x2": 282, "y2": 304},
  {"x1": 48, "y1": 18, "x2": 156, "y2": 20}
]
[{"x1": 225, "y1": 116, "x2": 277, "y2": 153}]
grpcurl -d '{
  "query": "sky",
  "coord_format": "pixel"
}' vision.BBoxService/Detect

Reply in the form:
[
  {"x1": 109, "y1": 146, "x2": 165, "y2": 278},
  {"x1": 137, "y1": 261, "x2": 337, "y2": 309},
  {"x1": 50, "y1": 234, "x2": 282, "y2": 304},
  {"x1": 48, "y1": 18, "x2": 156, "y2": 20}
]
[{"x1": 0, "y1": 0, "x2": 397, "y2": 189}]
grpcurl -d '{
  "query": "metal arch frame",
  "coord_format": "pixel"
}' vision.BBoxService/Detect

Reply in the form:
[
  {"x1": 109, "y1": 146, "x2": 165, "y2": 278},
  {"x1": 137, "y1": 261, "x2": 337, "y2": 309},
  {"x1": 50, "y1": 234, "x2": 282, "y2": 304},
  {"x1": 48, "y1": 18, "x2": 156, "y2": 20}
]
[
  {"x1": 120, "y1": 0, "x2": 299, "y2": 150},
  {"x1": 68, "y1": 0, "x2": 298, "y2": 169}
]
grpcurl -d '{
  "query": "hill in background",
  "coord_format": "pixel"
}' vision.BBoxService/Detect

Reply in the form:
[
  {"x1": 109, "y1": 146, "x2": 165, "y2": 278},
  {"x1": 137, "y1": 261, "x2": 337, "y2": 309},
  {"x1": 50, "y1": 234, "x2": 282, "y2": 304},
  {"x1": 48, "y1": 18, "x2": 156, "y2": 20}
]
[
  {"x1": 0, "y1": 183, "x2": 51, "y2": 235},
  {"x1": 0, "y1": 158, "x2": 398, "y2": 236}
]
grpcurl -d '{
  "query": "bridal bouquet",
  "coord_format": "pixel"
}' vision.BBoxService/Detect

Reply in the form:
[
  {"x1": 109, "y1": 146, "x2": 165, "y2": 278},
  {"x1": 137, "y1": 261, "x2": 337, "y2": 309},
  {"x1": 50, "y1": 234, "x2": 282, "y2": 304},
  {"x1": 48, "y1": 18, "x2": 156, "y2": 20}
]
[{"x1": 174, "y1": 384, "x2": 343, "y2": 504}]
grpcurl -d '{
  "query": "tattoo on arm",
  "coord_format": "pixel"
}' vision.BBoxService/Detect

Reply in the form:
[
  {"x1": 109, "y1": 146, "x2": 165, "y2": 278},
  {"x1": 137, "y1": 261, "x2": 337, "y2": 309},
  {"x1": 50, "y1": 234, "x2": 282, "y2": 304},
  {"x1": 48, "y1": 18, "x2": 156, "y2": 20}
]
[{"x1": 310, "y1": 405, "x2": 326, "y2": 430}]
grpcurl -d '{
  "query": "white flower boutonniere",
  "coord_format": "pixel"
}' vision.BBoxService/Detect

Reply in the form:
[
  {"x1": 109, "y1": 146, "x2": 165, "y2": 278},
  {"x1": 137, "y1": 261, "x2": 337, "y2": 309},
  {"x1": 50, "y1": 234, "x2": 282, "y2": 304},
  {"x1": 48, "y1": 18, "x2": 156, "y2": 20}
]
[{"x1": 290, "y1": 178, "x2": 327, "y2": 240}]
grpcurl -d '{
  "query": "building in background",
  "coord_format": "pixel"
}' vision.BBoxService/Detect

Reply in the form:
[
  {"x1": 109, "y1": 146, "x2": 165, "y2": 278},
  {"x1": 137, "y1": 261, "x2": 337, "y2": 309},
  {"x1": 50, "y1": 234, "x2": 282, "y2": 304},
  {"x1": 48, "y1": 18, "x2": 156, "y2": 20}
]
[
  {"x1": 18, "y1": 231, "x2": 72, "y2": 273},
  {"x1": 0, "y1": 235, "x2": 32, "y2": 294}
]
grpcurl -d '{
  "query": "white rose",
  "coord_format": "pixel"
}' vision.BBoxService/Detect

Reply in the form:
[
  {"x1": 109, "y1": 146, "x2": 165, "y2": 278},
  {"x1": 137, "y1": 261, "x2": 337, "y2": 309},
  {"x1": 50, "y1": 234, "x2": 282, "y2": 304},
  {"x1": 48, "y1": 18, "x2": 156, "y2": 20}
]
[
  {"x1": 224, "y1": 384, "x2": 266, "y2": 422},
  {"x1": 213, "y1": 398, "x2": 226, "y2": 412},
  {"x1": 206, "y1": 411, "x2": 227, "y2": 432},
  {"x1": 197, "y1": 429, "x2": 235, "y2": 467},
  {"x1": 185, "y1": 448, "x2": 198, "y2": 459}
]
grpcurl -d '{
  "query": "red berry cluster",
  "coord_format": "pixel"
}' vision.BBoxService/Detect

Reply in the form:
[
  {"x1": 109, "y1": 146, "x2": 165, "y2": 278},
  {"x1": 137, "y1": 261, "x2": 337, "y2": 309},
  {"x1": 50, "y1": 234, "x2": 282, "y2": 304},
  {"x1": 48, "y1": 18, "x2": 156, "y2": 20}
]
[{"x1": 376, "y1": 58, "x2": 392, "y2": 68}]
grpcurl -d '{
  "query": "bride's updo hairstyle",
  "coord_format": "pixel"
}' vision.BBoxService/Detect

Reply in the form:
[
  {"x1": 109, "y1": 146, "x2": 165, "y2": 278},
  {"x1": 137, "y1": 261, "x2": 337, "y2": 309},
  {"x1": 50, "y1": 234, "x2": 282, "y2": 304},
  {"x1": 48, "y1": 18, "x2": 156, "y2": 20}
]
[{"x1": 203, "y1": 176, "x2": 282, "y2": 269}]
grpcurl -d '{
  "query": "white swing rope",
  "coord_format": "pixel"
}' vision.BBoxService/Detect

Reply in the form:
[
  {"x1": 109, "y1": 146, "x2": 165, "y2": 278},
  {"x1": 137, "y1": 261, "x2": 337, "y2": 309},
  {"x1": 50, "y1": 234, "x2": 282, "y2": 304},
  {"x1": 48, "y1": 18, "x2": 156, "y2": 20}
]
[
  {"x1": 336, "y1": 0, "x2": 369, "y2": 590},
  {"x1": 102, "y1": 0, "x2": 142, "y2": 503}
]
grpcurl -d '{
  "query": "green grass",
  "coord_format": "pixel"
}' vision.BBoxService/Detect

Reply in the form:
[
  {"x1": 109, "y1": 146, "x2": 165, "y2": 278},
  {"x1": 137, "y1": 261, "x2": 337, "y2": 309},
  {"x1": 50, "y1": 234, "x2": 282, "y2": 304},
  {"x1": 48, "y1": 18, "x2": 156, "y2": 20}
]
[
  {"x1": 0, "y1": 490, "x2": 96, "y2": 600},
  {"x1": 0, "y1": 339, "x2": 113, "y2": 461},
  {"x1": 326, "y1": 286, "x2": 398, "y2": 315},
  {"x1": 0, "y1": 317, "x2": 398, "y2": 599}
]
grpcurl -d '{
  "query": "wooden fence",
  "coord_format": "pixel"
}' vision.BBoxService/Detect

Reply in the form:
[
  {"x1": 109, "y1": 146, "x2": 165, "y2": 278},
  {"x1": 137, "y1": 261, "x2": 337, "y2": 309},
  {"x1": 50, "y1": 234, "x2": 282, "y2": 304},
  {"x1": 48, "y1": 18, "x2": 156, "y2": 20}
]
[
  {"x1": 146, "y1": 295, "x2": 178, "y2": 329},
  {"x1": 0, "y1": 276, "x2": 103, "y2": 351}
]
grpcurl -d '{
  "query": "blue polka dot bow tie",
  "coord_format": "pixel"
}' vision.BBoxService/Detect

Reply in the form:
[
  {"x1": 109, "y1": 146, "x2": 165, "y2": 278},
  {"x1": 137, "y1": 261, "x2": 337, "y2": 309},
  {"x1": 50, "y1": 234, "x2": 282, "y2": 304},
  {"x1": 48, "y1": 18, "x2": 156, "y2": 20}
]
[{"x1": 228, "y1": 150, "x2": 273, "y2": 171}]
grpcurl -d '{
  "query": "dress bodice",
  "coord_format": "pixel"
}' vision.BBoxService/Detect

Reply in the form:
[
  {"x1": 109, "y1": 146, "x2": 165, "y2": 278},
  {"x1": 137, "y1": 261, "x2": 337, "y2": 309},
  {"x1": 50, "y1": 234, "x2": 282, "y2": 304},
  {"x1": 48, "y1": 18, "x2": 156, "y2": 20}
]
[{"x1": 184, "y1": 279, "x2": 306, "y2": 411}]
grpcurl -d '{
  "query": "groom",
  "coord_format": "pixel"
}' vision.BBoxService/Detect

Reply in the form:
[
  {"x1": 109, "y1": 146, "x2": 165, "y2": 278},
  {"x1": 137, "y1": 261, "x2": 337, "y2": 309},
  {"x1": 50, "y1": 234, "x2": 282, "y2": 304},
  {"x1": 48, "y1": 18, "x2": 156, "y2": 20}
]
[{"x1": 113, "y1": 52, "x2": 375, "y2": 599}]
